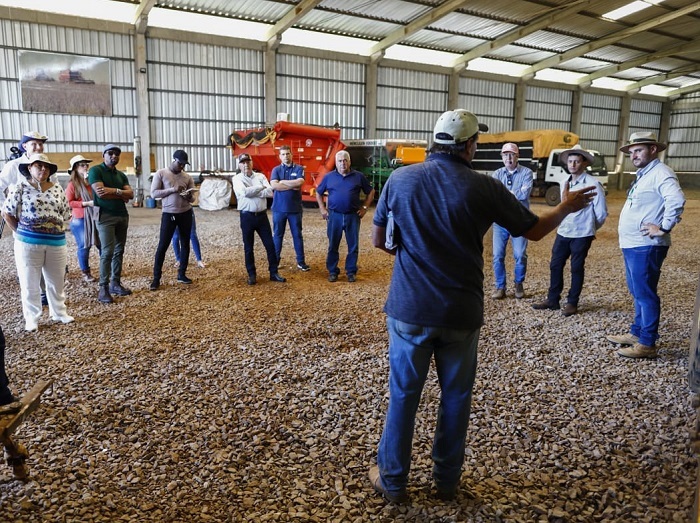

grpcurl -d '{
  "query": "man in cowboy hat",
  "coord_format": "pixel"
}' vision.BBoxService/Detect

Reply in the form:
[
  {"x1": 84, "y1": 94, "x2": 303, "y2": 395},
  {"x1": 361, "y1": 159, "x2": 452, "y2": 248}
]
[
  {"x1": 532, "y1": 145, "x2": 608, "y2": 316},
  {"x1": 607, "y1": 132, "x2": 685, "y2": 359}
]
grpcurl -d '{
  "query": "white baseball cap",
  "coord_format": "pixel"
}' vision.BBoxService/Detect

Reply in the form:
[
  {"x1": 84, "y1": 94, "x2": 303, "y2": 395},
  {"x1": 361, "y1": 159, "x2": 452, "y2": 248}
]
[{"x1": 433, "y1": 110, "x2": 488, "y2": 145}]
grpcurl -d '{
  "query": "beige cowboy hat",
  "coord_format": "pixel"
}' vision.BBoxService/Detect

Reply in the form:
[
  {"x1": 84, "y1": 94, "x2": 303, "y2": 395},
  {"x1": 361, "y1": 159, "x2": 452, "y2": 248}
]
[
  {"x1": 69, "y1": 154, "x2": 93, "y2": 171},
  {"x1": 619, "y1": 131, "x2": 667, "y2": 153},
  {"x1": 559, "y1": 144, "x2": 595, "y2": 165},
  {"x1": 18, "y1": 153, "x2": 58, "y2": 177}
]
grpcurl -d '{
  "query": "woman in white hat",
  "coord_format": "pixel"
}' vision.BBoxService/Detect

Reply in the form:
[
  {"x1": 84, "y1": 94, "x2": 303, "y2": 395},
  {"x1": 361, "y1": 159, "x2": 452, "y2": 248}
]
[
  {"x1": 0, "y1": 154, "x2": 72, "y2": 332},
  {"x1": 66, "y1": 155, "x2": 100, "y2": 282}
]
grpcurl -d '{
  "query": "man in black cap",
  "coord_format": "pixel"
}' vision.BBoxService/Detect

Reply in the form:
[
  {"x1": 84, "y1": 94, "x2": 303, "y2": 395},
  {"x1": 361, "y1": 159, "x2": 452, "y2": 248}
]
[
  {"x1": 149, "y1": 150, "x2": 196, "y2": 290},
  {"x1": 231, "y1": 153, "x2": 285, "y2": 285},
  {"x1": 88, "y1": 144, "x2": 134, "y2": 303}
]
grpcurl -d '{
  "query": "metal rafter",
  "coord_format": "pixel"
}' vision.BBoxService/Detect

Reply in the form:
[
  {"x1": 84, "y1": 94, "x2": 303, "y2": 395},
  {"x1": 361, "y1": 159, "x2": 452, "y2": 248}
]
[
  {"x1": 667, "y1": 80, "x2": 700, "y2": 98},
  {"x1": 133, "y1": 0, "x2": 157, "y2": 33},
  {"x1": 450, "y1": 0, "x2": 599, "y2": 71},
  {"x1": 265, "y1": 0, "x2": 323, "y2": 47},
  {"x1": 625, "y1": 66, "x2": 700, "y2": 92},
  {"x1": 578, "y1": 37, "x2": 700, "y2": 85},
  {"x1": 367, "y1": 0, "x2": 469, "y2": 57},
  {"x1": 521, "y1": 1, "x2": 700, "y2": 78}
]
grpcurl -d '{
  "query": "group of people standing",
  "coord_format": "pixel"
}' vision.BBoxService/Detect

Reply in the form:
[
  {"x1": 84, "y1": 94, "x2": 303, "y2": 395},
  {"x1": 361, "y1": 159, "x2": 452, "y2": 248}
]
[
  {"x1": 368, "y1": 109, "x2": 686, "y2": 506},
  {"x1": 488, "y1": 133, "x2": 684, "y2": 359}
]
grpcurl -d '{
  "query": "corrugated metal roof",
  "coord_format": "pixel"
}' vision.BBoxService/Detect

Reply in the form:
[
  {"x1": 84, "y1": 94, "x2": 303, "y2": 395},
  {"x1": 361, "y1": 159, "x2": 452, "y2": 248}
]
[{"x1": 108, "y1": 0, "x2": 700, "y2": 95}]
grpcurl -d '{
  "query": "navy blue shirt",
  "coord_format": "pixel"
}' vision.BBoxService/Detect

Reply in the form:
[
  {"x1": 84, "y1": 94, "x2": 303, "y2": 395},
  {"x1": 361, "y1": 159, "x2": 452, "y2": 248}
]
[
  {"x1": 271, "y1": 162, "x2": 304, "y2": 213},
  {"x1": 316, "y1": 169, "x2": 373, "y2": 214},
  {"x1": 374, "y1": 153, "x2": 538, "y2": 330}
]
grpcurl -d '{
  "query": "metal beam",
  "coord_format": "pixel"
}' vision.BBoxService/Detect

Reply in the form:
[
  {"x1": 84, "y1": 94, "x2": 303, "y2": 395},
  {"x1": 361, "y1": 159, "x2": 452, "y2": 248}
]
[
  {"x1": 451, "y1": 0, "x2": 598, "y2": 71},
  {"x1": 625, "y1": 66, "x2": 700, "y2": 92},
  {"x1": 265, "y1": 0, "x2": 323, "y2": 47},
  {"x1": 368, "y1": 0, "x2": 469, "y2": 56},
  {"x1": 578, "y1": 37, "x2": 700, "y2": 85},
  {"x1": 521, "y1": 1, "x2": 700, "y2": 78},
  {"x1": 133, "y1": 0, "x2": 157, "y2": 32},
  {"x1": 667, "y1": 81, "x2": 700, "y2": 99}
]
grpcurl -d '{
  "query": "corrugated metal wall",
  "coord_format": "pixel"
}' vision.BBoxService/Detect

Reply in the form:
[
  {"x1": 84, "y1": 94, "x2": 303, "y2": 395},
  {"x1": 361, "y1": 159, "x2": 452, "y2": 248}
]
[
  {"x1": 580, "y1": 93, "x2": 621, "y2": 169},
  {"x1": 524, "y1": 86, "x2": 572, "y2": 130},
  {"x1": 669, "y1": 105, "x2": 700, "y2": 173},
  {"x1": 147, "y1": 38, "x2": 264, "y2": 171},
  {"x1": 377, "y1": 67, "x2": 448, "y2": 142},
  {"x1": 623, "y1": 98, "x2": 664, "y2": 171},
  {"x1": 277, "y1": 54, "x2": 365, "y2": 139},
  {"x1": 459, "y1": 78, "x2": 515, "y2": 134},
  {"x1": 0, "y1": 19, "x2": 135, "y2": 163}
]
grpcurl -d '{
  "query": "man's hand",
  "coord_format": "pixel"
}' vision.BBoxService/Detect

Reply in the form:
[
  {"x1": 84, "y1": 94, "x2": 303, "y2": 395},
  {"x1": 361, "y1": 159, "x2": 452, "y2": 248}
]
[
  {"x1": 561, "y1": 184, "x2": 595, "y2": 213},
  {"x1": 641, "y1": 223, "x2": 666, "y2": 238}
]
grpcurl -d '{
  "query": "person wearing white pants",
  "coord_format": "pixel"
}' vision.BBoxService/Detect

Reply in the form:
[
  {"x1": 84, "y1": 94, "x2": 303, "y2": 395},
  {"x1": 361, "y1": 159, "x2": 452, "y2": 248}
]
[{"x1": 1, "y1": 154, "x2": 72, "y2": 332}]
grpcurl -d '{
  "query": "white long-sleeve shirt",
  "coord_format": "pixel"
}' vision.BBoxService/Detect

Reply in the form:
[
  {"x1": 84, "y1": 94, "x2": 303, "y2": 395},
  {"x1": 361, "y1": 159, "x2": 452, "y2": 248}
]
[
  {"x1": 232, "y1": 171, "x2": 273, "y2": 212},
  {"x1": 618, "y1": 159, "x2": 685, "y2": 249},
  {"x1": 557, "y1": 173, "x2": 608, "y2": 238}
]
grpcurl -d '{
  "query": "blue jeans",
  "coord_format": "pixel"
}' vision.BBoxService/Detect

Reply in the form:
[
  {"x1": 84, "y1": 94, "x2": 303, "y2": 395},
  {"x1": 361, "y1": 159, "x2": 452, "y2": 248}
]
[
  {"x1": 377, "y1": 317, "x2": 479, "y2": 495},
  {"x1": 547, "y1": 234, "x2": 594, "y2": 306},
  {"x1": 273, "y1": 211, "x2": 305, "y2": 264},
  {"x1": 240, "y1": 211, "x2": 278, "y2": 277},
  {"x1": 70, "y1": 218, "x2": 90, "y2": 272},
  {"x1": 326, "y1": 211, "x2": 360, "y2": 276},
  {"x1": 154, "y1": 210, "x2": 193, "y2": 281},
  {"x1": 492, "y1": 224, "x2": 527, "y2": 289},
  {"x1": 172, "y1": 209, "x2": 202, "y2": 262},
  {"x1": 96, "y1": 213, "x2": 129, "y2": 286},
  {"x1": 622, "y1": 246, "x2": 669, "y2": 346}
]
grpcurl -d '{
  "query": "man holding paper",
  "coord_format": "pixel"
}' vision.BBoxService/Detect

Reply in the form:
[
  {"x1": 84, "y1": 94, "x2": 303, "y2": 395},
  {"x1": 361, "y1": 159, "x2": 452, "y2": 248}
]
[{"x1": 149, "y1": 149, "x2": 197, "y2": 290}]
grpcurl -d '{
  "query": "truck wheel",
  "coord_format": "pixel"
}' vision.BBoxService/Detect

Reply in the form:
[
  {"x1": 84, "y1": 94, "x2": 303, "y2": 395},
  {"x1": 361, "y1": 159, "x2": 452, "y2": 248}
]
[{"x1": 545, "y1": 185, "x2": 561, "y2": 206}]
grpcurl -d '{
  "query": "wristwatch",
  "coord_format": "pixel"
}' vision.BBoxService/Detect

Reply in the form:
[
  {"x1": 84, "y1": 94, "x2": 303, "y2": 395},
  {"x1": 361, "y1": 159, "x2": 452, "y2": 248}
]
[{"x1": 362, "y1": 206, "x2": 368, "y2": 210}]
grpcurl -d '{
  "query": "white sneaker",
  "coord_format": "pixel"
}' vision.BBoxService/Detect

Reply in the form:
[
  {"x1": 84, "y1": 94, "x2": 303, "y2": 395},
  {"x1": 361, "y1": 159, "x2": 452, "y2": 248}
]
[
  {"x1": 197, "y1": 261, "x2": 206, "y2": 268},
  {"x1": 25, "y1": 321, "x2": 38, "y2": 332},
  {"x1": 52, "y1": 315, "x2": 75, "y2": 324}
]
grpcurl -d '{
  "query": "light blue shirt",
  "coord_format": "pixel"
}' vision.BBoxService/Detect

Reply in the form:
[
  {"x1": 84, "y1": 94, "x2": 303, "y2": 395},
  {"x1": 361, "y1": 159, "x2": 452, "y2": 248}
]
[
  {"x1": 557, "y1": 173, "x2": 608, "y2": 238},
  {"x1": 491, "y1": 164, "x2": 533, "y2": 208},
  {"x1": 618, "y1": 159, "x2": 685, "y2": 249},
  {"x1": 232, "y1": 171, "x2": 273, "y2": 213}
]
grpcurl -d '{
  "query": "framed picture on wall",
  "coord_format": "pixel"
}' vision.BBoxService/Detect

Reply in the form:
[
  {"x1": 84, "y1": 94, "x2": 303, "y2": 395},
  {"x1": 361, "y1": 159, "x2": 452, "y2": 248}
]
[{"x1": 18, "y1": 50, "x2": 112, "y2": 116}]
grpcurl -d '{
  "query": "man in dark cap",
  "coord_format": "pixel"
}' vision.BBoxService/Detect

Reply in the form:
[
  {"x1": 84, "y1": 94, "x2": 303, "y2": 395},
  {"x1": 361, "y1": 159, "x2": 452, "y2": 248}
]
[
  {"x1": 149, "y1": 150, "x2": 196, "y2": 290},
  {"x1": 231, "y1": 153, "x2": 286, "y2": 285},
  {"x1": 606, "y1": 132, "x2": 685, "y2": 359},
  {"x1": 88, "y1": 144, "x2": 134, "y2": 303}
]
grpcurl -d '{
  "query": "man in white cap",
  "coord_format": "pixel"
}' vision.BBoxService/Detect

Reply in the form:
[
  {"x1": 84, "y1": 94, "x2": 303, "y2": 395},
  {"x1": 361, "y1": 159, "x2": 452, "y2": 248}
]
[
  {"x1": 532, "y1": 144, "x2": 608, "y2": 316},
  {"x1": 369, "y1": 109, "x2": 596, "y2": 505},
  {"x1": 490, "y1": 142, "x2": 533, "y2": 299},
  {"x1": 88, "y1": 144, "x2": 134, "y2": 304},
  {"x1": 607, "y1": 132, "x2": 685, "y2": 359}
]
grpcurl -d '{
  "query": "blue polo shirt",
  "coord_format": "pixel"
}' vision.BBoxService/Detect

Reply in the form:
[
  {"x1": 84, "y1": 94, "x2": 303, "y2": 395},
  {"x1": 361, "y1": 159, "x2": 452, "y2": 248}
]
[
  {"x1": 316, "y1": 169, "x2": 373, "y2": 214},
  {"x1": 271, "y1": 162, "x2": 304, "y2": 213}
]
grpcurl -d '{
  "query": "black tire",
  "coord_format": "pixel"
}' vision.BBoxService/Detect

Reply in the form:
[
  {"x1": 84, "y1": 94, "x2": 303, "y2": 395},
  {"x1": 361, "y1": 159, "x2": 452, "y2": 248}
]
[{"x1": 545, "y1": 185, "x2": 561, "y2": 206}]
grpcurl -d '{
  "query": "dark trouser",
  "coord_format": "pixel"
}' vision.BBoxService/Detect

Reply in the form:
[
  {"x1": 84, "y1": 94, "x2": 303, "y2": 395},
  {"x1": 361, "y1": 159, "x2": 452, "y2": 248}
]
[
  {"x1": 326, "y1": 210, "x2": 360, "y2": 276},
  {"x1": 96, "y1": 213, "x2": 129, "y2": 287},
  {"x1": 273, "y1": 211, "x2": 305, "y2": 264},
  {"x1": 0, "y1": 326, "x2": 12, "y2": 403},
  {"x1": 547, "y1": 234, "x2": 594, "y2": 306},
  {"x1": 153, "y1": 210, "x2": 193, "y2": 281},
  {"x1": 240, "y1": 211, "x2": 278, "y2": 277}
]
